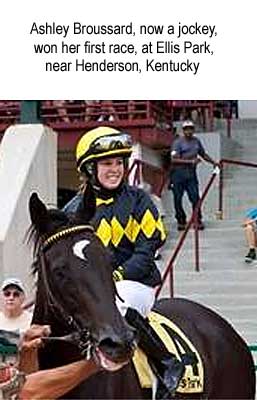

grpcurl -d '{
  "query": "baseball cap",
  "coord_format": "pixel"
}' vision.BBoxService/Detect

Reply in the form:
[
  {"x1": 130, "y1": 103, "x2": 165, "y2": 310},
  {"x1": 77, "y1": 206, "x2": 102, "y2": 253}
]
[
  {"x1": 182, "y1": 120, "x2": 195, "y2": 129},
  {"x1": 1, "y1": 278, "x2": 25, "y2": 293}
]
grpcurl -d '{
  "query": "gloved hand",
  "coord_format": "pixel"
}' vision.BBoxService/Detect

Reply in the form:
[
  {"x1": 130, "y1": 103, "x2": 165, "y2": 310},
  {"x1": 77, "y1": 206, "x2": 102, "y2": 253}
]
[{"x1": 113, "y1": 266, "x2": 125, "y2": 282}]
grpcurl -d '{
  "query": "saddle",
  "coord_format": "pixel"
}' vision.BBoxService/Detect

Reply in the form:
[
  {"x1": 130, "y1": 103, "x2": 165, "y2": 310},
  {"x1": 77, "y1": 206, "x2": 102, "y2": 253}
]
[{"x1": 132, "y1": 311, "x2": 204, "y2": 395}]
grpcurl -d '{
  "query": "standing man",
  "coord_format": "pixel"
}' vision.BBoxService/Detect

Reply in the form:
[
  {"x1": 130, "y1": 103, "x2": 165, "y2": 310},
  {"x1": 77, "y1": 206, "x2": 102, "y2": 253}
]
[
  {"x1": 0, "y1": 278, "x2": 32, "y2": 332},
  {"x1": 171, "y1": 120, "x2": 218, "y2": 231}
]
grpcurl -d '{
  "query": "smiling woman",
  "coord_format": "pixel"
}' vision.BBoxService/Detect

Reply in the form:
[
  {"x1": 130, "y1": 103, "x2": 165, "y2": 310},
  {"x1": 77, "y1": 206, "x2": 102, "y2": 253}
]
[{"x1": 97, "y1": 158, "x2": 124, "y2": 190}]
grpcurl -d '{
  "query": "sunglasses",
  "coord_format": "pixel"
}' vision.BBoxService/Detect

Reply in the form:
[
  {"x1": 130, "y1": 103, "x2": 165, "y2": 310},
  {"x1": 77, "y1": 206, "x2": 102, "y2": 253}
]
[{"x1": 3, "y1": 290, "x2": 22, "y2": 298}]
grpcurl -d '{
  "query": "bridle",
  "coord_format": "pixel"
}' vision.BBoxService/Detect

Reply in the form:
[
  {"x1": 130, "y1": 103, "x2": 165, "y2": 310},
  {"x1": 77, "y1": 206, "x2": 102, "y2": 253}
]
[{"x1": 37, "y1": 224, "x2": 95, "y2": 358}]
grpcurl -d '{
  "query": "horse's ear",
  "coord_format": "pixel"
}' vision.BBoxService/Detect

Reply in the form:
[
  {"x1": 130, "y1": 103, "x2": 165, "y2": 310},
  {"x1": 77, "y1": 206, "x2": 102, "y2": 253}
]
[
  {"x1": 29, "y1": 192, "x2": 51, "y2": 234},
  {"x1": 76, "y1": 183, "x2": 96, "y2": 223}
]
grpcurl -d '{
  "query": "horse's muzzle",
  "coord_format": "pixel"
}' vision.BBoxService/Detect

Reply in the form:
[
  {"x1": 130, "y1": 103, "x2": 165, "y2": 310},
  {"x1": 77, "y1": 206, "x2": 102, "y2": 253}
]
[{"x1": 95, "y1": 326, "x2": 136, "y2": 368}]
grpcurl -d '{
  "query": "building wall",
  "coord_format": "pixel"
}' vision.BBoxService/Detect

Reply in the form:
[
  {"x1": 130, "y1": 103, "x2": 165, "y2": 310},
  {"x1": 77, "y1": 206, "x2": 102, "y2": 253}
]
[
  {"x1": 0, "y1": 124, "x2": 57, "y2": 293},
  {"x1": 238, "y1": 101, "x2": 257, "y2": 119}
]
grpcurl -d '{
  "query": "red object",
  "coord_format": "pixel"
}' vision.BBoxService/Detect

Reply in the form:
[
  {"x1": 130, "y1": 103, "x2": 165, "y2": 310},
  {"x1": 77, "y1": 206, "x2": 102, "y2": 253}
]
[{"x1": 0, "y1": 366, "x2": 12, "y2": 384}]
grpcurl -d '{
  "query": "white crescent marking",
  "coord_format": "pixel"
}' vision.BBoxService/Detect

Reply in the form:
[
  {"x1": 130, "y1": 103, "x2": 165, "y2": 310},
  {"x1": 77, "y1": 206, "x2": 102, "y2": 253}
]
[{"x1": 73, "y1": 240, "x2": 90, "y2": 260}]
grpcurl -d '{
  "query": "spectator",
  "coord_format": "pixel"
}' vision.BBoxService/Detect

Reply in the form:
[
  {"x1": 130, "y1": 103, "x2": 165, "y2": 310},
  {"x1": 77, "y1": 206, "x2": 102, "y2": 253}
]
[
  {"x1": 170, "y1": 120, "x2": 218, "y2": 231},
  {"x1": 84, "y1": 100, "x2": 101, "y2": 122},
  {"x1": 0, "y1": 325, "x2": 100, "y2": 400},
  {"x1": 0, "y1": 278, "x2": 32, "y2": 332},
  {"x1": 97, "y1": 101, "x2": 118, "y2": 122},
  {"x1": 53, "y1": 100, "x2": 70, "y2": 123},
  {"x1": 243, "y1": 207, "x2": 257, "y2": 264}
]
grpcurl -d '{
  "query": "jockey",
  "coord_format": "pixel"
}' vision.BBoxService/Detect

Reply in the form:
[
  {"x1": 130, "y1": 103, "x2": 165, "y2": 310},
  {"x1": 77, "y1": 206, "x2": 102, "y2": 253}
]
[{"x1": 64, "y1": 126, "x2": 185, "y2": 398}]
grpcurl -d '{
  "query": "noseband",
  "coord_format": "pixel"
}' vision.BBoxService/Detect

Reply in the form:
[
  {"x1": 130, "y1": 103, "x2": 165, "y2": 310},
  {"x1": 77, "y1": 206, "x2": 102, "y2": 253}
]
[{"x1": 38, "y1": 224, "x2": 95, "y2": 358}]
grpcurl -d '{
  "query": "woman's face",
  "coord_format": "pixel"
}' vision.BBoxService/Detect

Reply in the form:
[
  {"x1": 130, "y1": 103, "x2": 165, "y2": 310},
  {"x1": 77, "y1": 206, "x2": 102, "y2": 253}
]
[{"x1": 97, "y1": 157, "x2": 125, "y2": 190}]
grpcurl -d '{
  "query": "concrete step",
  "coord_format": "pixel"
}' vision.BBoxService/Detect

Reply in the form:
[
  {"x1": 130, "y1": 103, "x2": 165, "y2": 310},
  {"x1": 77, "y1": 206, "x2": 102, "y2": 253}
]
[{"x1": 158, "y1": 122, "x2": 257, "y2": 353}]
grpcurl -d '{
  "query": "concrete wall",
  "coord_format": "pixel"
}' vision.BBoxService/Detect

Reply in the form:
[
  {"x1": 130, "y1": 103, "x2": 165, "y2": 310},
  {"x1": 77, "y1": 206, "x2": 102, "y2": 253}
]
[
  {"x1": 238, "y1": 100, "x2": 257, "y2": 119},
  {"x1": 0, "y1": 124, "x2": 57, "y2": 294}
]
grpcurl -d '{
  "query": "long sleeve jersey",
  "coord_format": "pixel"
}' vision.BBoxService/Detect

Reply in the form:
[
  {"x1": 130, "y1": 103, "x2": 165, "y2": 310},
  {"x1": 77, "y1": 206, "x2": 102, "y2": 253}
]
[{"x1": 63, "y1": 183, "x2": 166, "y2": 287}]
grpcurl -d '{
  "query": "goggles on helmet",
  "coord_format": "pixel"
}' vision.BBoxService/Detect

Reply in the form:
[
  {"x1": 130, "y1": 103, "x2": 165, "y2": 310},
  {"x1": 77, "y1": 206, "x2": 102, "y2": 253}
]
[{"x1": 90, "y1": 133, "x2": 132, "y2": 155}]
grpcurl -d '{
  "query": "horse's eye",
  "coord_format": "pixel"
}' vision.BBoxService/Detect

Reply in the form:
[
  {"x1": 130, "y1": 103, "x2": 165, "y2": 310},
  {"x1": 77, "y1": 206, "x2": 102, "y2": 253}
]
[{"x1": 73, "y1": 240, "x2": 90, "y2": 261}]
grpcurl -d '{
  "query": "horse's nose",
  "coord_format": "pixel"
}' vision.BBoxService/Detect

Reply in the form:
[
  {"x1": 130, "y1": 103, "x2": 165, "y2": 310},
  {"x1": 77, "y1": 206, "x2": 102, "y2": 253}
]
[{"x1": 97, "y1": 326, "x2": 136, "y2": 362}]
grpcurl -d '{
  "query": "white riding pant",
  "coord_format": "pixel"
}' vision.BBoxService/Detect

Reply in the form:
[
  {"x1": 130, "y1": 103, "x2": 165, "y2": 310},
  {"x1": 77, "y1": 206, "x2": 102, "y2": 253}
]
[{"x1": 115, "y1": 280, "x2": 155, "y2": 317}]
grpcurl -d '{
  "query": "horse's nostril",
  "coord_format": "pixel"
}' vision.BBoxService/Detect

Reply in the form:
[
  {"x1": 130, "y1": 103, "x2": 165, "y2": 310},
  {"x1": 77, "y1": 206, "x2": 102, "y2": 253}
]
[
  {"x1": 99, "y1": 337, "x2": 118, "y2": 351},
  {"x1": 98, "y1": 335, "x2": 135, "y2": 362}
]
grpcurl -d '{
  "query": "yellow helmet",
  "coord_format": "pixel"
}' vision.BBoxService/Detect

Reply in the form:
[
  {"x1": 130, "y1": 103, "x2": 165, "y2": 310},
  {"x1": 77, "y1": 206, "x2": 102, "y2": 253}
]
[{"x1": 76, "y1": 126, "x2": 133, "y2": 172}]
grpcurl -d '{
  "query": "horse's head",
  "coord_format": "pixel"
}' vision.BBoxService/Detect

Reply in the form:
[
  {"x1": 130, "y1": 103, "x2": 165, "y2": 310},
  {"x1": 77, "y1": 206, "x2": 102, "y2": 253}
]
[{"x1": 29, "y1": 192, "x2": 135, "y2": 371}]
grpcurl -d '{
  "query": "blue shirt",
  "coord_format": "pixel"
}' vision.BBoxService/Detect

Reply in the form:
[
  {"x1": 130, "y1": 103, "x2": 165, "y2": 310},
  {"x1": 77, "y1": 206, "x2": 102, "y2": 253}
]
[
  {"x1": 246, "y1": 207, "x2": 257, "y2": 223},
  {"x1": 172, "y1": 136, "x2": 206, "y2": 172}
]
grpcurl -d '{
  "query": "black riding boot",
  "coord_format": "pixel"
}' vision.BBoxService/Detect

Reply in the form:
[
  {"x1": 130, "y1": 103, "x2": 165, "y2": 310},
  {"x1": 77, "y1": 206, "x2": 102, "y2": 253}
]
[{"x1": 125, "y1": 308, "x2": 185, "y2": 399}]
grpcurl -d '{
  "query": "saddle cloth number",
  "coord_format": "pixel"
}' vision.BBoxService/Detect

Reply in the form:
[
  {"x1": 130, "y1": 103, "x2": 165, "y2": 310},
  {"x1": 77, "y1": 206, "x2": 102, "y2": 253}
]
[{"x1": 133, "y1": 311, "x2": 204, "y2": 394}]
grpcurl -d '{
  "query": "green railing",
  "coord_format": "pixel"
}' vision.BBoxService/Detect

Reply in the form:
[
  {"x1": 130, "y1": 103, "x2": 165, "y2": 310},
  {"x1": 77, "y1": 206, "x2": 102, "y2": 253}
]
[{"x1": 248, "y1": 345, "x2": 257, "y2": 371}]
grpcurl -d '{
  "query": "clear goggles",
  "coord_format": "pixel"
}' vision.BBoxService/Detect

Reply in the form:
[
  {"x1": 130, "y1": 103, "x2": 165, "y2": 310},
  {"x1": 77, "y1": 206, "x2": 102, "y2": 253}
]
[{"x1": 90, "y1": 133, "x2": 132, "y2": 154}]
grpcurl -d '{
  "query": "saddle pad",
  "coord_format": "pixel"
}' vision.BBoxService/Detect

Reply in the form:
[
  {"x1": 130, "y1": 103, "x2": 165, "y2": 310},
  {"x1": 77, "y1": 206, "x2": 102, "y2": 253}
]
[{"x1": 132, "y1": 311, "x2": 204, "y2": 394}]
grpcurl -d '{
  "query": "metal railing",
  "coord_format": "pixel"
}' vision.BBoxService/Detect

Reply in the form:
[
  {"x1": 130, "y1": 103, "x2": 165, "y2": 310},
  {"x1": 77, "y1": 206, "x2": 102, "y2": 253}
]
[
  {"x1": 0, "y1": 100, "x2": 172, "y2": 127},
  {"x1": 155, "y1": 168, "x2": 220, "y2": 298},
  {"x1": 127, "y1": 159, "x2": 221, "y2": 298},
  {"x1": 127, "y1": 158, "x2": 167, "y2": 196},
  {"x1": 218, "y1": 158, "x2": 257, "y2": 219},
  {"x1": 248, "y1": 345, "x2": 257, "y2": 371}
]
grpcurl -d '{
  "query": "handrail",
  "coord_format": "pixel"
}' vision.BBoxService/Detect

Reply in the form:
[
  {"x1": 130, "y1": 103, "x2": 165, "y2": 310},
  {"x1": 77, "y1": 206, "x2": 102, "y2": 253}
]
[
  {"x1": 156, "y1": 167, "x2": 220, "y2": 298},
  {"x1": 0, "y1": 100, "x2": 171, "y2": 125},
  {"x1": 248, "y1": 345, "x2": 257, "y2": 371},
  {"x1": 127, "y1": 158, "x2": 167, "y2": 196},
  {"x1": 218, "y1": 158, "x2": 257, "y2": 219},
  {"x1": 127, "y1": 158, "x2": 221, "y2": 298}
]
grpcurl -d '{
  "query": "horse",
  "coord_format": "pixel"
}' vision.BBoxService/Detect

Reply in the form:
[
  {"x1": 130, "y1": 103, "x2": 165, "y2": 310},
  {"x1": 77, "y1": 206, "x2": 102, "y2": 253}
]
[{"x1": 29, "y1": 192, "x2": 256, "y2": 399}]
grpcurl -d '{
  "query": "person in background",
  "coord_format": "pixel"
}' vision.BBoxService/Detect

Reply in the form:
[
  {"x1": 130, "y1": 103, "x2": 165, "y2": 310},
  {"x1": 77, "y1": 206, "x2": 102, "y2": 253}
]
[
  {"x1": 64, "y1": 126, "x2": 185, "y2": 399},
  {"x1": 170, "y1": 120, "x2": 218, "y2": 231},
  {"x1": 243, "y1": 207, "x2": 257, "y2": 264},
  {"x1": 0, "y1": 278, "x2": 32, "y2": 332}
]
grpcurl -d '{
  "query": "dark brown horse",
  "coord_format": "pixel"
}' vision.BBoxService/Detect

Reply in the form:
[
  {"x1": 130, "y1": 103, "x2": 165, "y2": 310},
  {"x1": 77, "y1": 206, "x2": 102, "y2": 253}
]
[{"x1": 29, "y1": 192, "x2": 256, "y2": 399}]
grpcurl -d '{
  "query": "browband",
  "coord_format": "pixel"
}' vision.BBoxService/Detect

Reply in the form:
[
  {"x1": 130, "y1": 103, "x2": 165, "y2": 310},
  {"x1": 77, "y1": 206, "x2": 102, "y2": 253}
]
[{"x1": 42, "y1": 225, "x2": 94, "y2": 251}]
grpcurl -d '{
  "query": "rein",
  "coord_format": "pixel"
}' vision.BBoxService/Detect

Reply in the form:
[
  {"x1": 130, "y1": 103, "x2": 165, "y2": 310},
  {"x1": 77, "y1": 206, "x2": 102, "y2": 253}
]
[{"x1": 38, "y1": 224, "x2": 95, "y2": 358}]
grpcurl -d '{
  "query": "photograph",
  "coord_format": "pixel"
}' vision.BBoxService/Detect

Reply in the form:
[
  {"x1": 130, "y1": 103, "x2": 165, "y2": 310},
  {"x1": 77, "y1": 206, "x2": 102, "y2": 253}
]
[{"x1": 0, "y1": 99, "x2": 256, "y2": 399}]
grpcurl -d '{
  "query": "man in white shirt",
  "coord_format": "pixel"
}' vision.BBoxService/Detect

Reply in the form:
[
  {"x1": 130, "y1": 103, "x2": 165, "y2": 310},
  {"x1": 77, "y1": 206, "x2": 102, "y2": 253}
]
[{"x1": 0, "y1": 278, "x2": 32, "y2": 332}]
